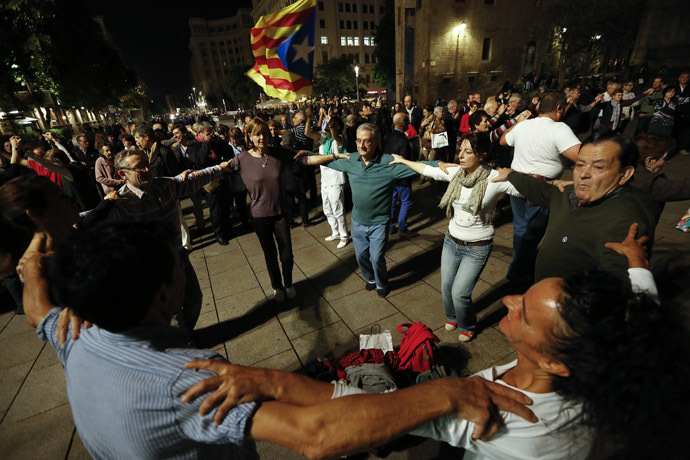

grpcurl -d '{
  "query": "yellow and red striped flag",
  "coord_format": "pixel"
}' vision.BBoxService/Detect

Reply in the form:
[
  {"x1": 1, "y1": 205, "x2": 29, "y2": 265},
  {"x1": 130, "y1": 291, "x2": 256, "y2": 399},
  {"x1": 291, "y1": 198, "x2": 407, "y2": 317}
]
[{"x1": 246, "y1": 0, "x2": 316, "y2": 101}]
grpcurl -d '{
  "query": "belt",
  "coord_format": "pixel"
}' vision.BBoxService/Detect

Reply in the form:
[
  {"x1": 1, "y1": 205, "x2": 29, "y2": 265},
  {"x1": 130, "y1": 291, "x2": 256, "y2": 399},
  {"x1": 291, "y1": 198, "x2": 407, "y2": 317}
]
[
  {"x1": 449, "y1": 235, "x2": 492, "y2": 247},
  {"x1": 529, "y1": 174, "x2": 553, "y2": 181}
]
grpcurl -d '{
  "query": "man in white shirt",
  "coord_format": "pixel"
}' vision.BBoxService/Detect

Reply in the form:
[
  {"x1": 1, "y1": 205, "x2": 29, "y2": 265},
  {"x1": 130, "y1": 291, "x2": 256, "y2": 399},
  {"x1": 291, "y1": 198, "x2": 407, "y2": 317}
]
[{"x1": 500, "y1": 91, "x2": 580, "y2": 285}]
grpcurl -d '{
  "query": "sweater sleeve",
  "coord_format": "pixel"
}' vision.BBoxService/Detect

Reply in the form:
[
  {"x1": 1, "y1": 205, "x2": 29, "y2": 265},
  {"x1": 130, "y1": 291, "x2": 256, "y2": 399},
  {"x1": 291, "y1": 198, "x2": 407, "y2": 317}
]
[
  {"x1": 507, "y1": 171, "x2": 558, "y2": 208},
  {"x1": 648, "y1": 174, "x2": 690, "y2": 203}
]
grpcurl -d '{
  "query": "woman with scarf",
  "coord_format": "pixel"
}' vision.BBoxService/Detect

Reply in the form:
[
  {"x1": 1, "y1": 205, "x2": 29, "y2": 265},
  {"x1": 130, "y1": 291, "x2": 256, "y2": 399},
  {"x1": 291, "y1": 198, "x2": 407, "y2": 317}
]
[
  {"x1": 595, "y1": 87, "x2": 653, "y2": 134},
  {"x1": 648, "y1": 86, "x2": 678, "y2": 136},
  {"x1": 390, "y1": 133, "x2": 518, "y2": 342}
]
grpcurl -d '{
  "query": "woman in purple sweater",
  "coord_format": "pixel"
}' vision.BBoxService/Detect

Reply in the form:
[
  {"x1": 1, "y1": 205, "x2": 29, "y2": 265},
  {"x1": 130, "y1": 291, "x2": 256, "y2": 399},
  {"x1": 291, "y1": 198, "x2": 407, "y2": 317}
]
[{"x1": 229, "y1": 118, "x2": 348, "y2": 301}]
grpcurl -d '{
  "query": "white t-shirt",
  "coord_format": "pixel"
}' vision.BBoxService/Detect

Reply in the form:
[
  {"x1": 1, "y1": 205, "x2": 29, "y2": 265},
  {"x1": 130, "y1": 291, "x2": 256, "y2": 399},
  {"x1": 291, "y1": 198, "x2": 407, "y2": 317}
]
[
  {"x1": 319, "y1": 139, "x2": 346, "y2": 186},
  {"x1": 422, "y1": 167, "x2": 520, "y2": 242},
  {"x1": 410, "y1": 360, "x2": 592, "y2": 460},
  {"x1": 506, "y1": 117, "x2": 580, "y2": 179}
]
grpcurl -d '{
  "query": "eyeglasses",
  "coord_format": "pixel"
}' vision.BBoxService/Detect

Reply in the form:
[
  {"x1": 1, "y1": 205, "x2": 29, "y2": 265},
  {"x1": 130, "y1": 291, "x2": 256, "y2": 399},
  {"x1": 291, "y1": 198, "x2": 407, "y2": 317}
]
[
  {"x1": 355, "y1": 139, "x2": 375, "y2": 146},
  {"x1": 120, "y1": 165, "x2": 149, "y2": 172}
]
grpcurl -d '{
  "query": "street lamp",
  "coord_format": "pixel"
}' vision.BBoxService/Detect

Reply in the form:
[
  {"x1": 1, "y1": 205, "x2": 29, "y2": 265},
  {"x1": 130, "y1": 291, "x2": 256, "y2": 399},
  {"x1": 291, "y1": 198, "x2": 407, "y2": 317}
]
[
  {"x1": 454, "y1": 21, "x2": 467, "y2": 36},
  {"x1": 354, "y1": 65, "x2": 360, "y2": 102}
]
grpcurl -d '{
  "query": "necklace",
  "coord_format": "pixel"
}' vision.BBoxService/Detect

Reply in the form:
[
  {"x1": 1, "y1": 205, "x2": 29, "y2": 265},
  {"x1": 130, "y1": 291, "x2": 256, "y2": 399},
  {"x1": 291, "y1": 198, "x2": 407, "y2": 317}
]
[{"x1": 260, "y1": 153, "x2": 268, "y2": 168}]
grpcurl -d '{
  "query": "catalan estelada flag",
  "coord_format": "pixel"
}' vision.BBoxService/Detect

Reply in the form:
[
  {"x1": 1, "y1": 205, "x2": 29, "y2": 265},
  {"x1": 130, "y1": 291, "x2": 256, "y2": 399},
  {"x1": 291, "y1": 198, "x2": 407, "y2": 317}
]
[{"x1": 246, "y1": 0, "x2": 316, "y2": 101}]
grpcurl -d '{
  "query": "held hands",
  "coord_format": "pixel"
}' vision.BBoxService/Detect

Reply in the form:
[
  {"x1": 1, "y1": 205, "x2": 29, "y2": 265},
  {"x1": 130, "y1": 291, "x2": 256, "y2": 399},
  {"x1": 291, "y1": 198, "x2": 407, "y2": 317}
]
[
  {"x1": 438, "y1": 161, "x2": 459, "y2": 174},
  {"x1": 175, "y1": 169, "x2": 193, "y2": 180},
  {"x1": 334, "y1": 152, "x2": 350, "y2": 160},
  {"x1": 604, "y1": 223, "x2": 649, "y2": 269},
  {"x1": 492, "y1": 167, "x2": 513, "y2": 183},
  {"x1": 644, "y1": 88, "x2": 655, "y2": 95},
  {"x1": 594, "y1": 93, "x2": 605, "y2": 103},
  {"x1": 440, "y1": 376, "x2": 537, "y2": 441},
  {"x1": 293, "y1": 150, "x2": 308, "y2": 160},
  {"x1": 388, "y1": 153, "x2": 407, "y2": 164},
  {"x1": 104, "y1": 190, "x2": 122, "y2": 201},
  {"x1": 550, "y1": 179, "x2": 573, "y2": 192},
  {"x1": 182, "y1": 360, "x2": 278, "y2": 425}
]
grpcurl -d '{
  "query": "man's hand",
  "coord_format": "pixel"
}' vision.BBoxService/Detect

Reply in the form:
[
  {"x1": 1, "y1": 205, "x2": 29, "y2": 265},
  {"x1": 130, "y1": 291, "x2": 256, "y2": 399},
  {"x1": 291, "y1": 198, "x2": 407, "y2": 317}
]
[
  {"x1": 334, "y1": 152, "x2": 350, "y2": 160},
  {"x1": 438, "y1": 161, "x2": 459, "y2": 174},
  {"x1": 104, "y1": 190, "x2": 122, "y2": 201},
  {"x1": 550, "y1": 179, "x2": 573, "y2": 192},
  {"x1": 492, "y1": 167, "x2": 513, "y2": 183},
  {"x1": 516, "y1": 110, "x2": 531, "y2": 123},
  {"x1": 183, "y1": 360, "x2": 280, "y2": 425},
  {"x1": 293, "y1": 150, "x2": 308, "y2": 160},
  {"x1": 175, "y1": 169, "x2": 193, "y2": 180},
  {"x1": 594, "y1": 93, "x2": 605, "y2": 103},
  {"x1": 505, "y1": 105, "x2": 515, "y2": 117},
  {"x1": 644, "y1": 88, "x2": 655, "y2": 95},
  {"x1": 16, "y1": 232, "x2": 53, "y2": 282},
  {"x1": 441, "y1": 376, "x2": 537, "y2": 441},
  {"x1": 388, "y1": 153, "x2": 407, "y2": 165},
  {"x1": 10, "y1": 135, "x2": 22, "y2": 149},
  {"x1": 56, "y1": 308, "x2": 92, "y2": 346},
  {"x1": 604, "y1": 222, "x2": 649, "y2": 269},
  {"x1": 498, "y1": 104, "x2": 507, "y2": 116}
]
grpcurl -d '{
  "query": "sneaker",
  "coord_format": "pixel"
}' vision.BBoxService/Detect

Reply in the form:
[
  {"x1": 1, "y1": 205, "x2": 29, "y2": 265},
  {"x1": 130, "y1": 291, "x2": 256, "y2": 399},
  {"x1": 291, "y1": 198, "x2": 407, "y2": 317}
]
[
  {"x1": 325, "y1": 235, "x2": 339, "y2": 241},
  {"x1": 458, "y1": 331, "x2": 475, "y2": 342},
  {"x1": 444, "y1": 321, "x2": 458, "y2": 331},
  {"x1": 285, "y1": 286, "x2": 296, "y2": 299},
  {"x1": 377, "y1": 286, "x2": 391, "y2": 298},
  {"x1": 273, "y1": 289, "x2": 285, "y2": 302},
  {"x1": 365, "y1": 282, "x2": 377, "y2": 291},
  {"x1": 336, "y1": 238, "x2": 349, "y2": 249},
  {"x1": 680, "y1": 149, "x2": 689, "y2": 156}
]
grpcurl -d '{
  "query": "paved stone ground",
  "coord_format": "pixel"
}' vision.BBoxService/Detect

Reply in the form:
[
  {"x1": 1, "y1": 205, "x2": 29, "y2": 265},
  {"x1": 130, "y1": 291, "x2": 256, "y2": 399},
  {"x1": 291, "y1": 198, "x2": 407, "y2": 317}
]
[{"x1": 1, "y1": 153, "x2": 688, "y2": 460}]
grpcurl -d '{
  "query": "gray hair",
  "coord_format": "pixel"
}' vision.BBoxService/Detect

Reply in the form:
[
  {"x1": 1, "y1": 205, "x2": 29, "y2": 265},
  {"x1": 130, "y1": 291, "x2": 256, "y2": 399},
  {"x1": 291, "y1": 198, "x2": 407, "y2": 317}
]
[
  {"x1": 509, "y1": 94, "x2": 522, "y2": 104},
  {"x1": 192, "y1": 121, "x2": 212, "y2": 133},
  {"x1": 293, "y1": 111, "x2": 306, "y2": 125},
  {"x1": 447, "y1": 99, "x2": 458, "y2": 109},
  {"x1": 433, "y1": 106, "x2": 444, "y2": 116},
  {"x1": 356, "y1": 122, "x2": 380, "y2": 143},
  {"x1": 114, "y1": 149, "x2": 146, "y2": 171},
  {"x1": 281, "y1": 130, "x2": 296, "y2": 149}
]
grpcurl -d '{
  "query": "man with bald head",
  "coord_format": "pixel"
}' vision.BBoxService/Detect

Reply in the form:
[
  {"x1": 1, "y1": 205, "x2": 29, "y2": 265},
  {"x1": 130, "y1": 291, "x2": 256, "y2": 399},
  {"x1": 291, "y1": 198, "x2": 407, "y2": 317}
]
[{"x1": 385, "y1": 112, "x2": 417, "y2": 237}]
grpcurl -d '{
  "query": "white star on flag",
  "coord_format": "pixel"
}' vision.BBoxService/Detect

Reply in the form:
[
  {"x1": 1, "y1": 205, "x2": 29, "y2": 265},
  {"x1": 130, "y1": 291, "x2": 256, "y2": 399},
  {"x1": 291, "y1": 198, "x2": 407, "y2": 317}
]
[{"x1": 291, "y1": 33, "x2": 313, "y2": 64}]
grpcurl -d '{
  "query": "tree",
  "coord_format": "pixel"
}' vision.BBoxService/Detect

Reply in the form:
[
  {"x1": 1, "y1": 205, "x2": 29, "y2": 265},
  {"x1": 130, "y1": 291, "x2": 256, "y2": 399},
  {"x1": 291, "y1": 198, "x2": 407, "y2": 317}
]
[
  {"x1": 372, "y1": 0, "x2": 395, "y2": 92},
  {"x1": 312, "y1": 55, "x2": 364, "y2": 98},
  {"x1": 544, "y1": 0, "x2": 645, "y2": 82},
  {"x1": 0, "y1": 0, "x2": 138, "y2": 110},
  {"x1": 224, "y1": 66, "x2": 261, "y2": 109}
]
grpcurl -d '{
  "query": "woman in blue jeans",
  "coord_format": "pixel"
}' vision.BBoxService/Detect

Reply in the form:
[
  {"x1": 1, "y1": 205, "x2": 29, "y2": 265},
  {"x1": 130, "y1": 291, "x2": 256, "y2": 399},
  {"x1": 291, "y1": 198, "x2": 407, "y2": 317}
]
[{"x1": 391, "y1": 133, "x2": 518, "y2": 341}]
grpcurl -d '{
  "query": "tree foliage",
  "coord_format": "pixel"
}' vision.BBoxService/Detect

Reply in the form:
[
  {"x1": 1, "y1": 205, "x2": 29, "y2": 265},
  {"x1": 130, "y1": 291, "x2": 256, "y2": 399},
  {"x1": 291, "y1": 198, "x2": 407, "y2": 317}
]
[
  {"x1": 372, "y1": 0, "x2": 395, "y2": 90},
  {"x1": 0, "y1": 0, "x2": 138, "y2": 110},
  {"x1": 544, "y1": 0, "x2": 645, "y2": 76},
  {"x1": 312, "y1": 55, "x2": 364, "y2": 98},
  {"x1": 224, "y1": 66, "x2": 261, "y2": 109}
]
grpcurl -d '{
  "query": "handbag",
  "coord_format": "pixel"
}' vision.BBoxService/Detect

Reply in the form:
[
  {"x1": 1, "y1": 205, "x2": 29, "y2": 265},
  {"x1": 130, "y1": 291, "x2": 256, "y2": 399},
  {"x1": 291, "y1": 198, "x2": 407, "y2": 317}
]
[
  {"x1": 359, "y1": 324, "x2": 394, "y2": 353},
  {"x1": 676, "y1": 208, "x2": 690, "y2": 232},
  {"x1": 431, "y1": 131, "x2": 449, "y2": 149}
]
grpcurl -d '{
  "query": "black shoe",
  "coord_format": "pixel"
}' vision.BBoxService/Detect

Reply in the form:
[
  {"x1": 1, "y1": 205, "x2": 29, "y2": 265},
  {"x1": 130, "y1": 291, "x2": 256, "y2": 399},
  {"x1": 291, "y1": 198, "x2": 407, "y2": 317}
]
[
  {"x1": 377, "y1": 286, "x2": 391, "y2": 298},
  {"x1": 365, "y1": 282, "x2": 377, "y2": 291},
  {"x1": 389, "y1": 227, "x2": 398, "y2": 235},
  {"x1": 216, "y1": 234, "x2": 229, "y2": 246}
]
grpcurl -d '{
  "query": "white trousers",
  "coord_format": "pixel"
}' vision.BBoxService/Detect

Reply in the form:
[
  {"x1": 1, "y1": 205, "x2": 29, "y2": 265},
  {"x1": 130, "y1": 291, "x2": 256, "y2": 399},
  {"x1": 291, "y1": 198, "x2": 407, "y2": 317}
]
[{"x1": 322, "y1": 184, "x2": 348, "y2": 239}]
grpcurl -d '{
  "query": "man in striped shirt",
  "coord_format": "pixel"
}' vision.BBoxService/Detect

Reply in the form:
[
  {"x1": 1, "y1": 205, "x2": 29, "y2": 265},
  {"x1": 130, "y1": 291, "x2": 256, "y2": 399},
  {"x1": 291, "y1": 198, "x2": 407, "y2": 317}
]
[{"x1": 21, "y1": 223, "x2": 536, "y2": 460}]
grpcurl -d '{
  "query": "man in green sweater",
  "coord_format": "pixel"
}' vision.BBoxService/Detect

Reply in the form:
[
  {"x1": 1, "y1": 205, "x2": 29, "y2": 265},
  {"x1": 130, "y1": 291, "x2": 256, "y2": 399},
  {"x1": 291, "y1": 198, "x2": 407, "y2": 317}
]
[{"x1": 493, "y1": 133, "x2": 651, "y2": 282}]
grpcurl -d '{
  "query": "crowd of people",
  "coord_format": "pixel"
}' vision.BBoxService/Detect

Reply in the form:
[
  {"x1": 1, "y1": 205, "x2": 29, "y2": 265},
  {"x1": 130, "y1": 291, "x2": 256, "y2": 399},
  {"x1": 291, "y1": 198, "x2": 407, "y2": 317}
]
[{"x1": 1, "y1": 68, "x2": 690, "y2": 460}]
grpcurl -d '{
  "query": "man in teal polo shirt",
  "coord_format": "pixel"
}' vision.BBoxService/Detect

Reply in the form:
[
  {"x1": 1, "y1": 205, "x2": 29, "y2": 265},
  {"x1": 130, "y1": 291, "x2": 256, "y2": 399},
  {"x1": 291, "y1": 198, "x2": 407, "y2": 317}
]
[{"x1": 327, "y1": 123, "x2": 419, "y2": 297}]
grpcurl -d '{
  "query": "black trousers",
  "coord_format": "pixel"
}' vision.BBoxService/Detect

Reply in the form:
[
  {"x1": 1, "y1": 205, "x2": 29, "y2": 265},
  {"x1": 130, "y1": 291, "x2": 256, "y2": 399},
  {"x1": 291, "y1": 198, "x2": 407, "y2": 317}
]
[
  {"x1": 251, "y1": 215, "x2": 293, "y2": 290},
  {"x1": 202, "y1": 178, "x2": 233, "y2": 238}
]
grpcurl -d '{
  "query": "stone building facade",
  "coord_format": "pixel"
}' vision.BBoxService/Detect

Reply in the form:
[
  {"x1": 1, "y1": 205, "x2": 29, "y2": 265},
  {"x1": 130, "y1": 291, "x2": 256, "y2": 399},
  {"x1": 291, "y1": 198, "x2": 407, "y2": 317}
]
[{"x1": 394, "y1": 0, "x2": 556, "y2": 104}]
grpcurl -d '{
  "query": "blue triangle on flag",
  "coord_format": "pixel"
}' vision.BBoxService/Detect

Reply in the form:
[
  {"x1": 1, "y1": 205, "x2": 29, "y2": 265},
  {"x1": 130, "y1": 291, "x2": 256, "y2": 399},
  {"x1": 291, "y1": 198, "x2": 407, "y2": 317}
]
[{"x1": 276, "y1": 9, "x2": 315, "y2": 81}]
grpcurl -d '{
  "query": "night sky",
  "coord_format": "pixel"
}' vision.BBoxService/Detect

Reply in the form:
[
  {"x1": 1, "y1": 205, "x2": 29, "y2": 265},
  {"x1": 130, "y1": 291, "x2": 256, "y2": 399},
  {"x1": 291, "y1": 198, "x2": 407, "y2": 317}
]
[{"x1": 89, "y1": 0, "x2": 253, "y2": 101}]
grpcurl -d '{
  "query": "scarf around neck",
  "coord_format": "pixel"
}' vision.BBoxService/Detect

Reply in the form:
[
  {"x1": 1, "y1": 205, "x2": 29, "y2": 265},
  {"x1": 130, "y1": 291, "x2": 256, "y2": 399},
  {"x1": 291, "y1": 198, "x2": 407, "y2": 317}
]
[{"x1": 438, "y1": 164, "x2": 492, "y2": 216}]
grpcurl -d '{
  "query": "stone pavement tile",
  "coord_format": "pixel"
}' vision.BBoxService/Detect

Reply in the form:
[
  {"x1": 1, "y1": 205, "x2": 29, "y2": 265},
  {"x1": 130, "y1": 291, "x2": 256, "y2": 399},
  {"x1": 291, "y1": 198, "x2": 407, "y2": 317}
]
[
  {"x1": 276, "y1": 294, "x2": 341, "y2": 339},
  {"x1": 454, "y1": 327, "x2": 515, "y2": 375},
  {"x1": 311, "y1": 264, "x2": 366, "y2": 301},
  {"x1": 333, "y1": 247, "x2": 360, "y2": 272},
  {"x1": 479, "y1": 255, "x2": 510, "y2": 287},
  {"x1": 223, "y1": 318, "x2": 291, "y2": 366},
  {"x1": 0, "y1": 330, "x2": 44, "y2": 370},
  {"x1": 422, "y1": 266, "x2": 442, "y2": 292},
  {"x1": 492, "y1": 235, "x2": 513, "y2": 257},
  {"x1": 203, "y1": 239, "x2": 241, "y2": 258},
  {"x1": 33, "y1": 343, "x2": 60, "y2": 370},
  {"x1": 409, "y1": 227, "x2": 445, "y2": 249},
  {"x1": 386, "y1": 241, "x2": 428, "y2": 265},
  {"x1": 353, "y1": 311, "x2": 411, "y2": 349},
  {"x1": 246, "y1": 251, "x2": 269, "y2": 272},
  {"x1": 199, "y1": 287, "x2": 215, "y2": 315},
  {"x1": 237, "y1": 236, "x2": 265, "y2": 257},
  {"x1": 293, "y1": 243, "x2": 341, "y2": 273},
  {"x1": 66, "y1": 430, "x2": 91, "y2": 460},
  {"x1": 0, "y1": 404, "x2": 74, "y2": 460},
  {"x1": 290, "y1": 228, "x2": 321, "y2": 250},
  {"x1": 388, "y1": 284, "x2": 446, "y2": 329},
  {"x1": 252, "y1": 348, "x2": 303, "y2": 371},
  {"x1": 494, "y1": 223, "x2": 514, "y2": 240},
  {"x1": 0, "y1": 362, "x2": 32, "y2": 418},
  {"x1": 256, "y1": 441, "x2": 305, "y2": 460},
  {"x1": 215, "y1": 287, "x2": 267, "y2": 322},
  {"x1": 195, "y1": 310, "x2": 219, "y2": 330},
  {"x1": 0, "y1": 310, "x2": 14, "y2": 332},
  {"x1": 196, "y1": 271, "x2": 211, "y2": 290},
  {"x1": 291, "y1": 321, "x2": 358, "y2": 364},
  {"x1": 209, "y1": 267, "x2": 259, "y2": 301},
  {"x1": 254, "y1": 267, "x2": 309, "y2": 298},
  {"x1": 211, "y1": 344, "x2": 228, "y2": 360},
  {"x1": 2, "y1": 362, "x2": 68, "y2": 426},
  {"x1": 329, "y1": 290, "x2": 400, "y2": 331},
  {"x1": 205, "y1": 252, "x2": 249, "y2": 276},
  {"x1": 0, "y1": 315, "x2": 34, "y2": 340}
]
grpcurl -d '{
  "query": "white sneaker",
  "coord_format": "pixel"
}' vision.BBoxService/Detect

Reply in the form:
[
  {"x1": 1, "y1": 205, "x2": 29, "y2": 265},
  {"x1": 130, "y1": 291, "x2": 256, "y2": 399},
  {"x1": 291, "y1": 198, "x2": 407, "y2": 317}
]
[
  {"x1": 273, "y1": 289, "x2": 285, "y2": 302},
  {"x1": 336, "y1": 239, "x2": 349, "y2": 249},
  {"x1": 325, "y1": 235, "x2": 339, "y2": 241},
  {"x1": 285, "y1": 286, "x2": 297, "y2": 299}
]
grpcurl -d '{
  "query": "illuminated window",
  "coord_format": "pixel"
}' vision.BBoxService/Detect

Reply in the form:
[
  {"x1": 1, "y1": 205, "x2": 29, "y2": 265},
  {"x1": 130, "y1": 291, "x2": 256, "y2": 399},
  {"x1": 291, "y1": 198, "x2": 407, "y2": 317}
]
[
  {"x1": 364, "y1": 37, "x2": 370, "y2": 46},
  {"x1": 341, "y1": 36, "x2": 346, "y2": 46},
  {"x1": 354, "y1": 36, "x2": 360, "y2": 46},
  {"x1": 347, "y1": 36, "x2": 354, "y2": 46},
  {"x1": 321, "y1": 36, "x2": 328, "y2": 44}
]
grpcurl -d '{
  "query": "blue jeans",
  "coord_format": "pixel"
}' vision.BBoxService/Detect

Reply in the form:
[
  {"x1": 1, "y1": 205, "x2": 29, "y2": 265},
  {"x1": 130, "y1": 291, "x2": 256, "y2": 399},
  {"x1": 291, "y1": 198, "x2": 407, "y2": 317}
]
[
  {"x1": 441, "y1": 233, "x2": 493, "y2": 332},
  {"x1": 351, "y1": 219, "x2": 389, "y2": 289},
  {"x1": 507, "y1": 196, "x2": 549, "y2": 283},
  {"x1": 390, "y1": 185, "x2": 413, "y2": 232}
]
